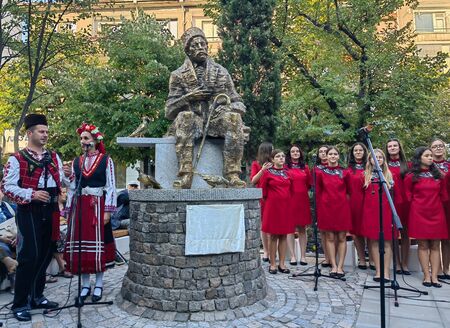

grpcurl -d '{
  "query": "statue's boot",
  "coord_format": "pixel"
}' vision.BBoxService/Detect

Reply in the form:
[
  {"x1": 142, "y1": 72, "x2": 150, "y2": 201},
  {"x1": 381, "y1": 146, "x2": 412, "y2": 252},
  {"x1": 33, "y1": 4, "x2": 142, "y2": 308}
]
[
  {"x1": 173, "y1": 173, "x2": 193, "y2": 189},
  {"x1": 226, "y1": 173, "x2": 246, "y2": 188},
  {"x1": 224, "y1": 157, "x2": 245, "y2": 188}
]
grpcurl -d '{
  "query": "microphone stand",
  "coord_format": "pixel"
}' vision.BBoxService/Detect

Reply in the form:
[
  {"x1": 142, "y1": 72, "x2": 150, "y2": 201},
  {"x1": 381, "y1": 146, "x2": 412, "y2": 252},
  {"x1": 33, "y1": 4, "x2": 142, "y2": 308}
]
[
  {"x1": 44, "y1": 145, "x2": 112, "y2": 328},
  {"x1": 360, "y1": 127, "x2": 426, "y2": 328},
  {"x1": 292, "y1": 155, "x2": 344, "y2": 289}
]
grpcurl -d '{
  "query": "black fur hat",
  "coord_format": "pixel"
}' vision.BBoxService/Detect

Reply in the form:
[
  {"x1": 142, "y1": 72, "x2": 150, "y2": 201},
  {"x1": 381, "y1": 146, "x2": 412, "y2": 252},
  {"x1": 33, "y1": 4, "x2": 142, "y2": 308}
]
[{"x1": 24, "y1": 114, "x2": 48, "y2": 130}]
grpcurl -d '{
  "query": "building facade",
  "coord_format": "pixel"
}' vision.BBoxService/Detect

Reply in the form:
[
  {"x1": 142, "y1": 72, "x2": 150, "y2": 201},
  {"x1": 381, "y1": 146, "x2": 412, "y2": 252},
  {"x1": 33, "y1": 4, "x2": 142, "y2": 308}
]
[
  {"x1": 65, "y1": 0, "x2": 220, "y2": 52},
  {"x1": 397, "y1": 0, "x2": 450, "y2": 67}
]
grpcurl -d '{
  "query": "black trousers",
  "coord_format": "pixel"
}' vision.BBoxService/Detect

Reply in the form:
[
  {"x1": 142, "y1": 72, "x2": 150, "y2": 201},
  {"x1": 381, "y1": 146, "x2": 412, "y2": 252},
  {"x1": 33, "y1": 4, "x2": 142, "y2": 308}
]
[{"x1": 12, "y1": 202, "x2": 56, "y2": 310}]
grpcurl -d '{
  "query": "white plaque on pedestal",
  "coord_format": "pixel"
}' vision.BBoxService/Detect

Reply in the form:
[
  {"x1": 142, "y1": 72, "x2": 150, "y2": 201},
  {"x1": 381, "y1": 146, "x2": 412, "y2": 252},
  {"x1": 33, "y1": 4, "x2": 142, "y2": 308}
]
[{"x1": 185, "y1": 204, "x2": 245, "y2": 255}]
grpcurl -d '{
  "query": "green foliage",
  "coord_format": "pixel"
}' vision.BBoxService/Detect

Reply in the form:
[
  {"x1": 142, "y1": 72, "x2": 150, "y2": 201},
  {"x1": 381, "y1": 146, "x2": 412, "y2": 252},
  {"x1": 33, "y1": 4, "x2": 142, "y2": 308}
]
[
  {"x1": 206, "y1": 0, "x2": 282, "y2": 160},
  {"x1": 47, "y1": 11, "x2": 184, "y2": 163},
  {"x1": 273, "y1": 0, "x2": 449, "y2": 155}
]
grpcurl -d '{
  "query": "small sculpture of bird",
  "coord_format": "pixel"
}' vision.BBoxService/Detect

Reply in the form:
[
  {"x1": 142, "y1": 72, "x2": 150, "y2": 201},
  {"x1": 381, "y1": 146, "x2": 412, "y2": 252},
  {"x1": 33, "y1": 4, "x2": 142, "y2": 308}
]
[
  {"x1": 195, "y1": 172, "x2": 230, "y2": 188},
  {"x1": 136, "y1": 168, "x2": 162, "y2": 189},
  {"x1": 129, "y1": 116, "x2": 151, "y2": 138}
]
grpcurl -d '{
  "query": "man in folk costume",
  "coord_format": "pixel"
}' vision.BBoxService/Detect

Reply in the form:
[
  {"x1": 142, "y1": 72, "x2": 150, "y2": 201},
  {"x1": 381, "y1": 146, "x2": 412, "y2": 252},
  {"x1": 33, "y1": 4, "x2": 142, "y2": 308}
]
[
  {"x1": 64, "y1": 123, "x2": 116, "y2": 303},
  {"x1": 0, "y1": 114, "x2": 70, "y2": 321},
  {"x1": 165, "y1": 27, "x2": 249, "y2": 189}
]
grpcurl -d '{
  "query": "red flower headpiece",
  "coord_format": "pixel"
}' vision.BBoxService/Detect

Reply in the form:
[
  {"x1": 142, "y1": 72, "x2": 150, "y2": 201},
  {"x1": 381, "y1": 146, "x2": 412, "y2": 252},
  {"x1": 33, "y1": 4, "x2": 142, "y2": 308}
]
[{"x1": 76, "y1": 122, "x2": 106, "y2": 154}]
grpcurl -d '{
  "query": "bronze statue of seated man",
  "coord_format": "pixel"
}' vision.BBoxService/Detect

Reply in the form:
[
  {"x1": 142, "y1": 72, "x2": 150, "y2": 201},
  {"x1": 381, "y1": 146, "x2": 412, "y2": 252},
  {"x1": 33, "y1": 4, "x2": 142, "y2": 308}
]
[{"x1": 165, "y1": 27, "x2": 249, "y2": 189}]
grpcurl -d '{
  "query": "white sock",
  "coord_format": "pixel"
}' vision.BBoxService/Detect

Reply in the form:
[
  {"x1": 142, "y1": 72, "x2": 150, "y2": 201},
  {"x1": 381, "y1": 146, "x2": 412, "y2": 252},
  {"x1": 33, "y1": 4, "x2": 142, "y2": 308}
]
[
  {"x1": 80, "y1": 274, "x2": 90, "y2": 296},
  {"x1": 94, "y1": 272, "x2": 103, "y2": 296}
]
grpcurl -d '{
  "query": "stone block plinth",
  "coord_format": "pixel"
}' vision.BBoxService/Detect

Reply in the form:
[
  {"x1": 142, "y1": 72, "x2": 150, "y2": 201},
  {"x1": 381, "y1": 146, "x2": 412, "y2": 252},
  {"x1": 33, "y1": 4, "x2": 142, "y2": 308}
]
[{"x1": 120, "y1": 188, "x2": 267, "y2": 318}]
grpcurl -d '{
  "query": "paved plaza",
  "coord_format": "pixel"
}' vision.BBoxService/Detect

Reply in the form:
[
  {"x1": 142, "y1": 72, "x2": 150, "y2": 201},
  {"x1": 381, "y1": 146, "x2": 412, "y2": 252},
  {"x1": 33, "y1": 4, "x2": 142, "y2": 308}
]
[{"x1": 1, "y1": 257, "x2": 450, "y2": 328}]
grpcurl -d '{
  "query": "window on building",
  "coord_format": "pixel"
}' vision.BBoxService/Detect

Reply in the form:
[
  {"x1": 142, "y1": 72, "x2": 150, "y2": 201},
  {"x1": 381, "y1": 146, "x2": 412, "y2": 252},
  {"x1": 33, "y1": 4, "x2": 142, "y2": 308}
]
[
  {"x1": 201, "y1": 20, "x2": 219, "y2": 41},
  {"x1": 415, "y1": 12, "x2": 447, "y2": 33},
  {"x1": 157, "y1": 19, "x2": 178, "y2": 38},
  {"x1": 58, "y1": 22, "x2": 77, "y2": 33}
]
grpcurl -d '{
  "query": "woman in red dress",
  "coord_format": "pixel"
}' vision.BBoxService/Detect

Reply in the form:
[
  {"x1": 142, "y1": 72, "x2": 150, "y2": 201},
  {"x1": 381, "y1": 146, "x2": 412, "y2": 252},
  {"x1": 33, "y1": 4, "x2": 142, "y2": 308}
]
[
  {"x1": 260, "y1": 149, "x2": 294, "y2": 274},
  {"x1": 316, "y1": 146, "x2": 352, "y2": 277},
  {"x1": 385, "y1": 139, "x2": 410, "y2": 274},
  {"x1": 430, "y1": 138, "x2": 450, "y2": 280},
  {"x1": 64, "y1": 123, "x2": 117, "y2": 302},
  {"x1": 286, "y1": 144, "x2": 311, "y2": 266},
  {"x1": 250, "y1": 142, "x2": 273, "y2": 262},
  {"x1": 315, "y1": 145, "x2": 332, "y2": 268},
  {"x1": 346, "y1": 142, "x2": 368, "y2": 270},
  {"x1": 361, "y1": 149, "x2": 395, "y2": 282},
  {"x1": 405, "y1": 147, "x2": 448, "y2": 287}
]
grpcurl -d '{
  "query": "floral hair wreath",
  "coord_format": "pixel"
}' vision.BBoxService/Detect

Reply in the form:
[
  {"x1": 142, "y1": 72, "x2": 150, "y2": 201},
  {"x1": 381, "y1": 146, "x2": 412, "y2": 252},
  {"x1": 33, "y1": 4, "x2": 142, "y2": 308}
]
[
  {"x1": 76, "y1": 122, "x2": 106, "y2": 154},
  {"x1": 76, "y1": 122, "x2": 104, "y2": 140}
]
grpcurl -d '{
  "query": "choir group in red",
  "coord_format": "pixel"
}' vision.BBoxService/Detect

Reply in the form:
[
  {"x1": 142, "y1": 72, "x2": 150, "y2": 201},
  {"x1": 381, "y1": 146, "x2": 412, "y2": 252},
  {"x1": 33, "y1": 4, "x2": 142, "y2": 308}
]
[{"x1": 250, "y1": 138, "x2": 449, "y2": 288}]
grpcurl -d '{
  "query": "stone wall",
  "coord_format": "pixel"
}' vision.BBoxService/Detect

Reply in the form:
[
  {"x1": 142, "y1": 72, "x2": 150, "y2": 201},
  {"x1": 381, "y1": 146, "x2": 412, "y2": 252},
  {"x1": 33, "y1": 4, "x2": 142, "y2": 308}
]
[{"x1": 121, "y1": 189, "x2": 267, "y2": 315}]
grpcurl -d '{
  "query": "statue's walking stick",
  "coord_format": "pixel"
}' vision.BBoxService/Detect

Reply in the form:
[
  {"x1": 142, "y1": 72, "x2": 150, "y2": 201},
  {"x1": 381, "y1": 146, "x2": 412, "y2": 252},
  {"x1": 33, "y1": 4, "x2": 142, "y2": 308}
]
[{"x1": 193, "y1": 94, "x2": 229, "y2": 170}]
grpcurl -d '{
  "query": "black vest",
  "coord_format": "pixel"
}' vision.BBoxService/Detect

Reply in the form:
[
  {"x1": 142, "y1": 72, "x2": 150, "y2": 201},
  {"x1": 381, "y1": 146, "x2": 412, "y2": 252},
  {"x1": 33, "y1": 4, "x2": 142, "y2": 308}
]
[{"x1": 73, "y1": 154, "x2": 108, "y2": 188}]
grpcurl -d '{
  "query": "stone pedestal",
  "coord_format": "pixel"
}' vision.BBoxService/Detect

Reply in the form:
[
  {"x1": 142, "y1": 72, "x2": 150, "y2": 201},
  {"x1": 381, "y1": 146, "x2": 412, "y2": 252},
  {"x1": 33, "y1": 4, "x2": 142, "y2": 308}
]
[{"x1": 120, "y1": 188, "x2": 267, "y2": 318}]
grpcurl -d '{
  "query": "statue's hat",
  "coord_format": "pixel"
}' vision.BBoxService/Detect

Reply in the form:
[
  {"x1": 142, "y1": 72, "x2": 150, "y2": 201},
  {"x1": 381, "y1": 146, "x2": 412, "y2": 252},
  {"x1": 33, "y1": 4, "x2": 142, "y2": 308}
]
[{"x1": 182, "y1": 27, "x2": 207, "y2": 50}]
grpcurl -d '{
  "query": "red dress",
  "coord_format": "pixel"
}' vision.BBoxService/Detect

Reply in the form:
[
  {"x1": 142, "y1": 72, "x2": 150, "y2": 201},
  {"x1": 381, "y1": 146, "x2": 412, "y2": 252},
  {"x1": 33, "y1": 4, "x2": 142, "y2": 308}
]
[
  {"x1": 260, "y1": 167, "x2": 294, "y2": 235},
  {"x1": 434, "y1": 160, "x2": 450, "y2": 238},
  {"x1": 388, "y1": 160, "x2": 408, "y2": 227},
  {"x1": 64, "y1": 152, "x2": 117, "y2": 273},
  {"x1": 361, "y1": 173, "x2": 397, "y2": 240},
  {"x1": 316, "y1": 166, "x2": 352, "y2": 232},
  {"x1": 346, "y1": 164, "x2": 365, "y2": 236},
  {"x1": 287, "y1": 163, "x2": 312, "y2": 226},
  {"x1": 250, "y1": 161, "x2": 266, "y2": 216},
  {"x1": 405, "y1": 170, "x2": 448, "y2": 240}
]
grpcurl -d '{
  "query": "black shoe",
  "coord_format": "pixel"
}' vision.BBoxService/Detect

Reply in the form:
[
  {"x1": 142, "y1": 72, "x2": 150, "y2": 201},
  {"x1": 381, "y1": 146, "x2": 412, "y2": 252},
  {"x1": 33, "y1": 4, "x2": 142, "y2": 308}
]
[
  {"x1": 289, "y1": 261, "x2": 298, "y2": 266},
  {"x1": 80, "y1": 287, "x2": 91, "y2": 301},
  {"x1": 396, "y1": 269, "x2": 403, "y2": 274},
  {"x1": 262, "y1": 257, "x2": 269, "y2": 263},
  {"x1": 268, "y1": 267, "x2": 277, "y2": 274},
  {"x1": 278, "y1": 266, "x2": 290, "y2": 274},
  {"x1": 92, "y1": 286, "x2": 103, "y2": 302},
  {"x1": 299, "y1": 261, "x2": 308, "y2": 266},
  {"x1": 422, "y1": 281, "x2": 432, "y2": 287},
  {"x1": 13, "y1": 309, "x2": 31, "y2": 322},
  {"x1": 336, "y1": 272, "x2": 345, "y2": 278},
  {"x1": 432, "y1": 282, "x2": 442, "y2": 288},
  {"x1": 32, "y1": 298, "x2": 58, "y2": 309},
  {"x1": 437, "y1": 274, "x2": 450, "y2": 280},
  {"x1": 402, "y1": 269, "x2": 411, "y2": 275},
  {"x1": 321, "y1": 262, "x2": 331, "y2": 268},
  {"x1": 330, "y1": 271, "x2": 338, "y2": 278},
  {"x1": 369, "y1": 264, "x2": 376, "y2": 270},
  {"x1": 358, "y1": 264, "x2": 368, "y2": 270}
]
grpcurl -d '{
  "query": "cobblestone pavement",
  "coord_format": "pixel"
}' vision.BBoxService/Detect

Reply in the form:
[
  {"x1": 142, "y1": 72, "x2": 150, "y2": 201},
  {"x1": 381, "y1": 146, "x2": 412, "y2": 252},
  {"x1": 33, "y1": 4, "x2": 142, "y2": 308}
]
[{"x1": 0, "y1": 261, "x2": 369, "y2": 328}]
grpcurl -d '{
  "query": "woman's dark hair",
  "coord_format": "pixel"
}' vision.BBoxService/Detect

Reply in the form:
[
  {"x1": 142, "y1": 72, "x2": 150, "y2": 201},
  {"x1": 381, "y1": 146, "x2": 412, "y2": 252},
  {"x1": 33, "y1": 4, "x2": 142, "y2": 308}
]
[
  {"x1": 286, "y1": 144, "x2": 305, "y2": 169},
  {"x1": 348, "y1": 142, "x2": 368, "y2": 173},
  {"x1": 256, "y1": 142, "x2": 273, "y2": 165},
  {"x1": 410, "y1": 146, "x2": 443, "y2": 182},
  {"x1": 315, "y1": 145, "x2": 329, "y2": 165},
  {"x1": 385, "y1": 138, "x2": 409, "y2": 178}
]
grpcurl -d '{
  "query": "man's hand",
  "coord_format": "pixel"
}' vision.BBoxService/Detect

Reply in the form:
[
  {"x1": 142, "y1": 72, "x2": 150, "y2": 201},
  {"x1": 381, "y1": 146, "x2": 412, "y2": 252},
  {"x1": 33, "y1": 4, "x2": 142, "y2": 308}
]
[
  {"x1": 63, "y1": 163, "x2": 72, "y2": 178},
  {"x1": 104, "y1": 212, "x2": 111, "y2": 225},
  {"x1": 32, "y1": 190, "x2": 50, "y2": 202},
  {"x1": 187, "y1": 88, "x2": 211, "y2": 101}
]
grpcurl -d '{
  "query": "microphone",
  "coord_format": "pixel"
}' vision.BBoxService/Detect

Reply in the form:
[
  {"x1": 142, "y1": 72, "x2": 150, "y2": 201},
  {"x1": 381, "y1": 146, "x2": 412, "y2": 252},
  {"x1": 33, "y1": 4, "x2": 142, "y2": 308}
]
[{"x1": 82, "y1": 142, "x2": 95, "y2": 150}]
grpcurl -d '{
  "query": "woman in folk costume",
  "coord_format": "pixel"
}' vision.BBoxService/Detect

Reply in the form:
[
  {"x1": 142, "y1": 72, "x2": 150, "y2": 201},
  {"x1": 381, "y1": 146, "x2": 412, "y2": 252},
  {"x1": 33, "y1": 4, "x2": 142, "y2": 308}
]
[{"x1": 64, "y1": 123, "x2": 117, "y2": 302}]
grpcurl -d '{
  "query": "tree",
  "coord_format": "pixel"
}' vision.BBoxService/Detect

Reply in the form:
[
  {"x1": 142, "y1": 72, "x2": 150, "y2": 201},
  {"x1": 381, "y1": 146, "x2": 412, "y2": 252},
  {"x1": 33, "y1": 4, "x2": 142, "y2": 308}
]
[
  {"x1": 47, "y1": 11, "x2": 184, "y2": 164},
  {"x1": 272, "y1": 0, "x2": 449, "y2": 154},
  {"x1": 6, "y1": 0, "x2": 95, "y2": 151},
  {"x1": 206, "y1": 0, "x2": 282, "y2": 161},
  {"x1": 0, "y1": 0, "x2": 23, "y2": 71}
]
